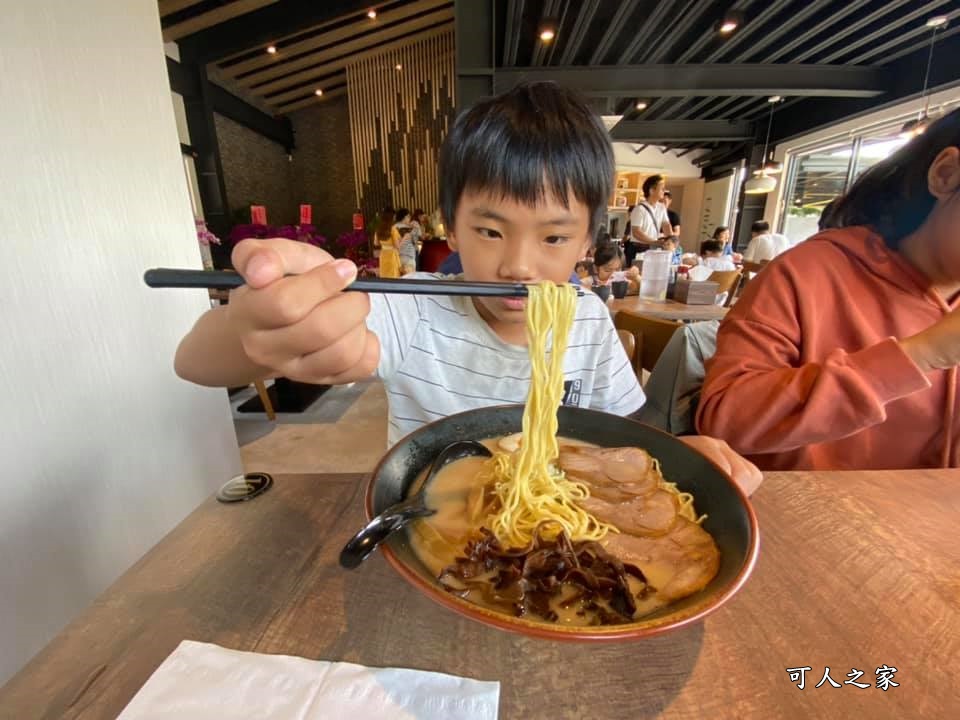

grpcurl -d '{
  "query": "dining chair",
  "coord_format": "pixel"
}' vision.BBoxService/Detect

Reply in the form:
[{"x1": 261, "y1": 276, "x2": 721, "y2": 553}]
[
  {"x1": 613, "y1": 311, "x2": 683, "y2": 379},
  {"x1": 616, "y1": 329, "x2": 636, "y2": 366},
  {"x1": 740, "y1": 260, "x2": 768, "y2": 276},
  {"x1": 706, "y1": 270, "x2": 741, "y2": 299},
  {"x1": 254, "y1": 380, "x2": 277, "y2": 421}
]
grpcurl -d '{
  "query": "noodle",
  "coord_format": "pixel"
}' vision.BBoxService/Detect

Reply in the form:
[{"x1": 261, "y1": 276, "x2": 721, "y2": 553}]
[{"x1": 487, "y1": 282, "x2": 614, "y2": 547}]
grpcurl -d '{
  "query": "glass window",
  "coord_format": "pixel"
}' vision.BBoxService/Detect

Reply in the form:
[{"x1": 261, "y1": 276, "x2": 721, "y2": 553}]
[
  {"x1": 852, "y1": 132, "x2": 909, "y2": 180},
  {"x1": 782, "y1": 140, "x2": 852, "y2": 242}
]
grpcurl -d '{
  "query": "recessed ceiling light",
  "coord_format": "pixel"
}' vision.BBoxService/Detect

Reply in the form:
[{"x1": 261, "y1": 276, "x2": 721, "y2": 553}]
[
  {"x1": 540, "y1": 29, "x2": 555, "y2": 41},
  {"x1": 367, "y1": 9, "x2": 377, "y2": 19},
  {"x1": 926, "y1": 15, "x2": 947, "y2": 28},
  {"x1": 314, "y1": 89, "x2": 323, "y2": 96},
  {"x1": 767, "y1": 95, "x2": 782, "y2": 103},
  {"x1": 719, "y1": 20, "x2": 737, "y2": 34},
  {"x1": 395, "y1": 63, "x2": 402, "y2": 70},
  {"x1": 266, "y1": 45, "x2": 277, "y2": 54},
  {"x1": 635, "y1": 101, "x2": 648, "y2": 111},
  {"x1": 718, "y1": 11, "x2": 742, "y2": 35}
]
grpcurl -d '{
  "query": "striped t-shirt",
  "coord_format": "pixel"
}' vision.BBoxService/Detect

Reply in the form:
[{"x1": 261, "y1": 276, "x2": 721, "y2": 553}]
[{"x1": 367, "y1": 273, "x2": 646, "y2": 446}]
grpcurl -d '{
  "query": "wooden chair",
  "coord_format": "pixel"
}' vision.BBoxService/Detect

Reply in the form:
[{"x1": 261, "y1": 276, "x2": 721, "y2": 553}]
[
  {"x1": 707, "y1": 270, "x2": 741, "y2": 299},
  {"x1": 614, "y1": 311, "x2": 682, "y2": 377},
  {"x1": 741, "y1": 259, "x2": 768, "y2": 276},
  {"x1": 616, "y1": 329, "x2": 636, "y2": 366},
  {"x1": 254, "y1": 380, "x2": 276, "y2": 421}
]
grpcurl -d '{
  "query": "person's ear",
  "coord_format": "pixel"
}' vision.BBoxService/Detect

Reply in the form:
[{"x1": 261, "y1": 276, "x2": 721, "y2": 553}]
[
  {"x1": 579, "y1": 235, "x2": 592, "y2": 259},
  {"x1": 446, "y1": 229, "x2": 458, "y2": 252},
  {"x1": 928, "y1": 147, "x2": 960, "y2": 200}
]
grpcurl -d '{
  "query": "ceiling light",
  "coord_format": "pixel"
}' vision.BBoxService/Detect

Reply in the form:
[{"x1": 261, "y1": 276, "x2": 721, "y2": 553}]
[
  {"x1": 744, "y1": 173, "x2": 777, "y2": 194},
  {"x1": 926, "y1": 16, "x2": 947, "y2": 28},
  {"x1": 266, "y1": 45, "x2": 277, "y2": 54},
  {"x1": 635, "y1": 100, "x2": 648, "y2": 111},
  {"x1": 395, "y1": 63, "x2": 402, "y2": 71},
  {"x1": 314, "y1": 89, "x2": 323, "y2": 96},
  {"x1": 539, "y1": 18, "x2": 557, "y2": 42},
  {"x1": 767, "y1": 95, "x2": 782, "y2": 103},
  {"x1": 718, "y1": 11, "x2": 742, "y2": 35},
  {"x1": 901, "y1": 17, "x2": 945, "y2": 139},
  {"x1": 745, "y1": 102, "x2": 780, "y2": 194},
  {"x1": 367, "y1": 9, "x2": 377, "y2": 19}
]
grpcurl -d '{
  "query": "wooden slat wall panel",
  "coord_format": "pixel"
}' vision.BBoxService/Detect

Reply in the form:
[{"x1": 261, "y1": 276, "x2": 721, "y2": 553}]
[{"x1": 346, "y1": 29, "x2": 455, "y2": 220}]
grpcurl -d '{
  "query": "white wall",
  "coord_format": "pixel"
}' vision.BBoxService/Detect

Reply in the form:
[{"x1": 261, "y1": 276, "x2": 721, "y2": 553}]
[{"x1": 0, "y1": 0, "x2": 242, "y2": 684}]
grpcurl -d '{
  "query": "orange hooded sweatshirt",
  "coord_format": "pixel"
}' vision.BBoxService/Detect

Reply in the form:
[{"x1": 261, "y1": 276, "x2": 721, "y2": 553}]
[{"x1": 697, "y1": 226, "x2": 958, "y2": 471}]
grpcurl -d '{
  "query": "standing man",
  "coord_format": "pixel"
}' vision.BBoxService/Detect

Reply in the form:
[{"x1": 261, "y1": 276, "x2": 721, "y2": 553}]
[
  {"x1": 742, "y1": 220, "x2": 791, "y2": 262},
  {"x1": 626, "y1": 174, "x2": 673, "y2": 267},
  {"x1": 663, "y1": 189, "x2": 681, "y2": 237}
]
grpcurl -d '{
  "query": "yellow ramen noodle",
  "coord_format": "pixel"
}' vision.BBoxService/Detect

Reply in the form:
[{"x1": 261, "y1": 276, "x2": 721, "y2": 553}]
[{"x1": 487, "y1": 282, "x2": 615, "y2": 547}]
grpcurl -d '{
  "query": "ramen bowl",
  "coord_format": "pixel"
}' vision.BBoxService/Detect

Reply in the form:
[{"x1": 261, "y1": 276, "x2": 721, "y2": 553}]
[{"x1": 364, "y1": 405, "x2": 759, "y2": 642}]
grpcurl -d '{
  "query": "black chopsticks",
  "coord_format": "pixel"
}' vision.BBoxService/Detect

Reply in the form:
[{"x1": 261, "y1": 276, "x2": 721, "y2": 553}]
[{"x1": 143, "y1": 268, "x2": 584, "y2": 298}]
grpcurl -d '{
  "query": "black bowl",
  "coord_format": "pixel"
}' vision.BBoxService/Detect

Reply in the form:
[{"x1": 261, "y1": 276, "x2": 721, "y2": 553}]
[{"x1": 364, "y1": 405, "x2": 759, "y2": 641}]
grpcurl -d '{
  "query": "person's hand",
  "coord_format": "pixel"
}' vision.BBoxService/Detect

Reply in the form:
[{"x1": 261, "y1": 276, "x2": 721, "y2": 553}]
[
  {"x1": 732, "y1": 252, "x2": 743, "y2": 263},
  {"x1": 678, "y1": 435, "x2": 763, "y2": 497},
  {"x1": 626, "y1": 265, "x2": 640, "y2": 280},
  {"x1": 226, "y1": 238, "x2": 379, "y2": 384},
  {"x1": 900, "y1": 306, "x2": 960, "y2": 372}
]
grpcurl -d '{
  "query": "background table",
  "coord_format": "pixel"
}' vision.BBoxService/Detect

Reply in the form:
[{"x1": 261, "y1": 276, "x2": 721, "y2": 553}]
[
  {"x1": 610, "y1": 296, "x2": 728, "y2": 322},
  {"x1": 1, "y1": 470, "x2": 956, "y2": 718}
]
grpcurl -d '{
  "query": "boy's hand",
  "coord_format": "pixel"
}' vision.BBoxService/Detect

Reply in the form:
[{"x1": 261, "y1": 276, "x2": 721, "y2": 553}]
[
  {"x1": 900, "y1": 307, "x2": 960, "y2": 372},
  {"x1": 227, "y1": 239, "x2": 379, "y2": 384},
  {"x1": 679, "y1": 435, "x2": 763, "y2": 497}
]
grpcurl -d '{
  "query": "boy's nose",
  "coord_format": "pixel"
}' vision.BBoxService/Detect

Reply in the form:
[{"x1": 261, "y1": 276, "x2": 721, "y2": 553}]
[{"x1": 499, "y1": 243, "x2": 537, "y2": 282}]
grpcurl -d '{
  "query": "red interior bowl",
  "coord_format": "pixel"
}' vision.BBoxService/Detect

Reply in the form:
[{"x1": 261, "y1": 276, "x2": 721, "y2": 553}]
[{"x1": 364, "y1": 405, "x2": 759, "y2": 641}]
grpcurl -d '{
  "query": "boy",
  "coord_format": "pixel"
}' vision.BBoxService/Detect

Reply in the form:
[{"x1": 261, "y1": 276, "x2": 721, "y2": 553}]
[{"x1": 174, "y1": 82, "x2": 759, "y2": 493}]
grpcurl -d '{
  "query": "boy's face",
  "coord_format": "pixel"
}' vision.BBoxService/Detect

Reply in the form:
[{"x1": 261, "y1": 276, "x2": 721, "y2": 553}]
[{"x1": 447, "y1": 187, "x2": 592, "y2": 343}]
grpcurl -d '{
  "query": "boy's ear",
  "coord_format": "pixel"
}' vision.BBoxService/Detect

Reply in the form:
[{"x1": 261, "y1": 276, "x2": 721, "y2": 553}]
[
  {"x1": 446, "y1": 230, "x2": 459, "y2": 252},
  {"x1": 928, "y1": 147, "x2": 960, "y2": 199}
]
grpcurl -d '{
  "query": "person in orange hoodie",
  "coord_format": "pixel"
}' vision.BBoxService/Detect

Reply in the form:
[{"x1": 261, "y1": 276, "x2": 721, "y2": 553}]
[{"x1": 697, "y1": 108, "x2": 960, "y2": 471}]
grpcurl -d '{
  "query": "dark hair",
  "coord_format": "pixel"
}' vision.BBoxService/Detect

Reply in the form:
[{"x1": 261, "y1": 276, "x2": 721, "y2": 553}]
[
  {"x1": 642, "y1": 174, "x2": 664, "y2": 197},
  {"x1": 412, "y1": 208, "x2": 425, "y2": 220},
  {"x1": 395, "y1": 207, "x2": 411, "y2": 223},
  {"x1": 595, "y1": 228, "x2": 611, "y2": 246},
  {"x1": 438, "y1": 82, "x2": 614, "y2": 235},
  {"x1": 712, "y1": 225, "x2": 729, "y2": 240},
  {"x1": 830, "y1": 109, "x2": 960, "y2": 248},
  {"x1": 594, "y1": 241, "x2": 624, "y2": 268},
  {"x1": 701, "y1": 239, "x2": 724, "y2": 255},
  {"x1": 375, "y1": 207, "x2": 395, "y2": 240},
  {"x1": 751, "y1": 220, "x2": 770, "y2": 234},
  {"x1": 818, "y1": 198, "x2": 841, "y2": 231}
]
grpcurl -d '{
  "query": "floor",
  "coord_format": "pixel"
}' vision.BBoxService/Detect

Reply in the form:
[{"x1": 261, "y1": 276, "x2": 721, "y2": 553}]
[{"x1": 237, "y1": 379, "x2": 388, "y2": 475}]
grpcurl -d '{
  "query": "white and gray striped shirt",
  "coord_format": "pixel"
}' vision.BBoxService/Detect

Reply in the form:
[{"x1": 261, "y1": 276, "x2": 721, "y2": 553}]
[{"x1": 368, "y1": 273, "x2": 645, "y2": 447}]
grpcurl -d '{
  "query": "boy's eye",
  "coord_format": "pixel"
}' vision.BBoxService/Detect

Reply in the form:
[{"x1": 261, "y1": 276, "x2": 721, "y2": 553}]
[
  {"x1": 544, "y1": 236, "x2": 569, "y2": 245},
  {"x1": 475, "y1": 227, "x2": 502, "y2": 239}
]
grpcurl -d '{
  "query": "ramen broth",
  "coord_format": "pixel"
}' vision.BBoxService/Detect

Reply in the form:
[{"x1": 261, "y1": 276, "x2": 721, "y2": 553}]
[{"x1": 408, "y1": 437, "x2": 719, "y2": 625}]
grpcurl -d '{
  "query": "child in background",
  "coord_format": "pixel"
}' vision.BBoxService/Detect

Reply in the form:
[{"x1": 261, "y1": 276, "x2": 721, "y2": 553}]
[
  {"x1": 174, "y1": 81, "x2": 760, "y2": 494},
  {"x1": 580, "y1": 241, "x2": 640, "y2": 294},
  {"x1": 700, "y1": 240, "x2": 737, "y2": 271}
]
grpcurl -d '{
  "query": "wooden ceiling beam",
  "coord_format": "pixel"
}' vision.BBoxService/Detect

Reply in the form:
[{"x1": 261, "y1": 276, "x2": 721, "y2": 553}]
[
  {"x1": 163, "y1": 0, "x2": 279, "y2": 42},
  {"x1": 231, "y1": 7, "x2": 454, "y2": 87},
  {"x1": 275, "y1": 86, "x2": 348, "y2": 114},
  {"x1": 249, "y1": 23, "x2": 452, "y2": 96},
  {"x1": 221, "y1": 0, "x2": 451, "y2": 78}
]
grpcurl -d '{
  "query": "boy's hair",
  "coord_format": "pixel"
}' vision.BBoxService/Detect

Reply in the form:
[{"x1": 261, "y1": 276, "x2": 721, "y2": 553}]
[
  {"x1": 642, "y1": 174, "x2": 664, "y2": 197},
  {"x1": 701, "y1": 239, "x2": 723, "y2": 255},
  {"x1": 751, "y1": 220, "x2": 770, "y2": 234},
  {"x1": 438, "y1": 82, "x2": 614, "y2": 235}
]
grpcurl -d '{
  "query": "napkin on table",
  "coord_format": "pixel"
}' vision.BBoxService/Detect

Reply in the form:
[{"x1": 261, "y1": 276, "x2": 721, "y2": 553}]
[{"x1": 117, "y1": 640, "x2": 500, "y2": 720}]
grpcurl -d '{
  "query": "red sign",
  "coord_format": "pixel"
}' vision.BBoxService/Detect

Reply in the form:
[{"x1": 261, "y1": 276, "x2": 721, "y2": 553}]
[
  {"x1": 299, "y1": 204, "x2": 312, "y2": 224},
  {"x1": 250, "y1": 205, "x2": 267, "y2": 225},
  {"x1": 352, "y1": 212, "x2": 364, "y2": 231}
]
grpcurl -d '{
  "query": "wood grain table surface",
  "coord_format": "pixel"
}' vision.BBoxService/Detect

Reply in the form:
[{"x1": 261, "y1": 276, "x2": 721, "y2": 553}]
[
  {"x1": 1, "y1": 469, "x2": 957, "y2": 719},
  {"x1": 609, "y1": 297, "x2": 728, "y2": 322}
]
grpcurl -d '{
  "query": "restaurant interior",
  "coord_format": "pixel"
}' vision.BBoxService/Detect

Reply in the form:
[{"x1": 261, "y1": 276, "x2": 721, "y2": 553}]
[{"x1": 1, "y1": 0, "x2": 958, "y2": 717}]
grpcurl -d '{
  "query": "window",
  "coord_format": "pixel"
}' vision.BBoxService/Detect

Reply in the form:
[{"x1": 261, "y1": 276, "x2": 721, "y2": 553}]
[{"x1": 782, "y1": 140, "x2": 853, "y2": 242}]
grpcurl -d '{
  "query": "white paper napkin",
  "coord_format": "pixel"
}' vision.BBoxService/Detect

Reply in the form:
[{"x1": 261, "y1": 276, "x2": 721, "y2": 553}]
[{"x1": 117, "y1": 640, "x2": 500, "y2": 720}]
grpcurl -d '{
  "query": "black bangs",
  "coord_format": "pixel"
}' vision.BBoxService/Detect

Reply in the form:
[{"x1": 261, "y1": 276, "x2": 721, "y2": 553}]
[{"x1": 439, "y1": 82, "x2": 614, "y2": 234}]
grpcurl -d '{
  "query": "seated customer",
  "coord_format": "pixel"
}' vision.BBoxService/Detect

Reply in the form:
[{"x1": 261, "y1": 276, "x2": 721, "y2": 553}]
[
  {"x1": 697, "y1": 108, "x2": 960, "y2": 471},
  {"x1": 580, "y1": 241, "x2": 640, "y2": 293},
  {"x1": 741, "y1": 220, "x2": 790, "y2": 263},
  {"x1": 700, "y1": 240, "x2": 737, "y2": 271}
]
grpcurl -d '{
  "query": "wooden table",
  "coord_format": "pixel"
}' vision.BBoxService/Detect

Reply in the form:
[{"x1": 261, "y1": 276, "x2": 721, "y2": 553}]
[
  {"x1": 610, "y1": 296, "x2": 728, "y2": 322},
  {"x1": 2, "y1": 470, "x2": 957, "y2": 718}
]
